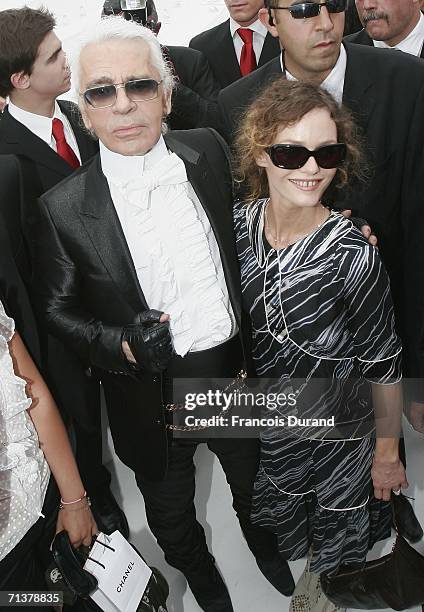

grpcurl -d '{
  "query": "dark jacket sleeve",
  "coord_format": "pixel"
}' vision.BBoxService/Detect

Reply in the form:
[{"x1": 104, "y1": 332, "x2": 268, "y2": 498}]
[
  {"x1": 166, "y1": 46, "x2": 221, "y2": 130},
  {"x1": 30, "y1": 193, "x2": 126, "y2": 373},
  {"x1": 400, "y1": 82, "x2": 424, "y2": 402}
]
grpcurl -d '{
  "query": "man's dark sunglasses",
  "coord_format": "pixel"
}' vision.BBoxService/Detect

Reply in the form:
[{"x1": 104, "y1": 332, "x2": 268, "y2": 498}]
[
  {"x1": 82, "y1": 78, "x2": 162, "y2": 108},
  {"x1": 272, "y1": 0, "x2": 347, "y2": 19},
  {"x1": 265, "y1": 144, "x2": 347, "y2": 169}
]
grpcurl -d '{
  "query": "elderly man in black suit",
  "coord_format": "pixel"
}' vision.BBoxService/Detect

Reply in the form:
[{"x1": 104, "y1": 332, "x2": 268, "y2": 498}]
[
  {"x1": 219, "y1": 0, "x2": 424, "y2": 542},
  {"x1": 346, "y1": 0, "x2": 424, "y2": 56},
  {"x1": 0, "y1": 6, "x2": 128, "y2": 539},
  {"x1": 31, "y1": 15, "x2": 297, "y2": 612},
  {"x1": 190, "y1": 0, "x2": 280, "y2": 88}
]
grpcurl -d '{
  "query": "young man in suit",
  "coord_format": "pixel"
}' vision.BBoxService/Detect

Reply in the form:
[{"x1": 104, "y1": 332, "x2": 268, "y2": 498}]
[
  {"x1": 219, "y1": 0, "x2": 424, "y2": 542},
  {"x1": 0, "y1": 7, "x2": 128, "y2": 539},
  {"x1": 189, "y1": 0, "x2": 280, "y2": 88},
  {"x1": 31, "y1": 16, "x2": 297, "y2": 612},
  {"x1": 346, "y1": 0, "x2": 424, "y2": 56}
]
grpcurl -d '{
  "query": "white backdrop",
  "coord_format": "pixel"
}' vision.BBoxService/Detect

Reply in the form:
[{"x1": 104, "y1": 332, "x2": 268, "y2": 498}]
[{"x1": 0, "y1": 0, "x2": 229, "y2": 46}]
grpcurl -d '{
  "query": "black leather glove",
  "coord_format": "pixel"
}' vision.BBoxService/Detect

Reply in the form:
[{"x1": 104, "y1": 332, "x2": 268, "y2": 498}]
[{"x1": 122, "y1": 310, "x2": 174, "y2": 373}]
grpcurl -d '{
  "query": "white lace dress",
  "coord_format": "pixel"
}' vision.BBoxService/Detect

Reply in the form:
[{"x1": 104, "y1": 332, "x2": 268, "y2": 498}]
[{"x1": 0, "y1": 300, "x2": 50, "y2": 562}]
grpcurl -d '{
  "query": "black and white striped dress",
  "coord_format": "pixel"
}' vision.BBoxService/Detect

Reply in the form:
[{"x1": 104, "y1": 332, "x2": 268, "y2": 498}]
[{"x1": 234, "y1": 199, "x2": 402, "y2": 575}]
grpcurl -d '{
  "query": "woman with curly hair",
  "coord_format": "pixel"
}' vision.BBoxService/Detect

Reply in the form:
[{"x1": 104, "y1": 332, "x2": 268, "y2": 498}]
[{"x1": 233, "y1": 79, "x2": 407, "y2": 611}]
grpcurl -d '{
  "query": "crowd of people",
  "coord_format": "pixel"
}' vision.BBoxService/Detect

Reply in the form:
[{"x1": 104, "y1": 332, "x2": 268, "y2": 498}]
[{"x1": 0, "y1": 1, "x2": 423, "y2": 611}]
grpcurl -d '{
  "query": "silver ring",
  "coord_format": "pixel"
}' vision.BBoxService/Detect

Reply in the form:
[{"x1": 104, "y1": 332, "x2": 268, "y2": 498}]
[{"x1": 392, "y1": 488, "x2": 401, "y2": 495}]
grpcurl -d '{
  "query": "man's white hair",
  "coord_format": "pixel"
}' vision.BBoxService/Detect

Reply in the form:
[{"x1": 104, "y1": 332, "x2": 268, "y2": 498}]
[{"x1": 71, "y1": 16, "x2": 174, "y2": 98}]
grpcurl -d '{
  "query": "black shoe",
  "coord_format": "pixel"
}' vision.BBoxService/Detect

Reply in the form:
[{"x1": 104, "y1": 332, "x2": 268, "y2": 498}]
[
  {"x1": 392, "y1": 492, "x2": 423, "y2": 543},
  {"x1": 186, "y1": 564, "x2": 234, "y2": 612},
  {"x1": 90, "y1": 489, "x2": 129, "y2": 539},
  {"x1": 256, "y1": 555, "x2": 295, "y2": 596}
]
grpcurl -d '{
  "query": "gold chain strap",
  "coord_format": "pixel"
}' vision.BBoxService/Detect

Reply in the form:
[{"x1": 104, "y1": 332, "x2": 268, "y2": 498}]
[{"x1": 165, "y1": 370, "x2": 247, "y2": 431}]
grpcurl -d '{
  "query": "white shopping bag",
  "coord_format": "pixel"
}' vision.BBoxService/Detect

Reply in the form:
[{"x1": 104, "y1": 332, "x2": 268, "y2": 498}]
[{"x1": 84, "y1": 530, "x2": 152, "y2": 612}]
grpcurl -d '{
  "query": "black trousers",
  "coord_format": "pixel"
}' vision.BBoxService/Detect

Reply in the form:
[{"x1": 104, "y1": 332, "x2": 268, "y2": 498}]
[
  {"x1": 136, "y1": 437, "x2": 278, "y2": 579},
  {"x1": 73, "y1": 379, "x2": 111, "y2": 495},
  {"x1": 136, "y1": 336, "x2": 278, "y2": 581}
]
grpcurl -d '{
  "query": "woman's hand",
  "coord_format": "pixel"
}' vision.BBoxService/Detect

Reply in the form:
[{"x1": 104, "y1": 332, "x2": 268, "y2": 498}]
[
  {"x1": 56, "y1": 500, "x2": 98, "y2": 548},
  {"x1": 371, "y1": 455, "x2": 408, "y2": 501}
]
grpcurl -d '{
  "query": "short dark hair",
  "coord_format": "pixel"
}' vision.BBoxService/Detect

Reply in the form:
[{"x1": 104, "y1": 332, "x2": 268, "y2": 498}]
[{"x1": 0, "y1": 7, "x2": 56, "y2": 98}]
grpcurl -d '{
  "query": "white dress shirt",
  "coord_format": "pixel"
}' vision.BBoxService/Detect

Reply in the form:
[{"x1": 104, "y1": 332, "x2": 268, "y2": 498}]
[
  {"x1": 230, "y1": 17, "x2": 267, "y2": 65},
  {"x1": 100, "y1": 136, "x2": 236, "y2": 357},
  {"x1": 283, "y1": 45, "x2": 347, "y2": 106},
  {"x1": 0, "y1": 301, "x2": 50, "y2": 562},
  {"x1": 8, "y1": 100, "x2": 81, "y2": 163},
  {"x1": 373, "y1": 12, "x2": 424, "y2": 56}
]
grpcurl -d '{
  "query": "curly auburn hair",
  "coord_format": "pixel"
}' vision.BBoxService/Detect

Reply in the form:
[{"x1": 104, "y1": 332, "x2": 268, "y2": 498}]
[{"x1": 233, "y1": 79, "x2": 364, "y2": 204}]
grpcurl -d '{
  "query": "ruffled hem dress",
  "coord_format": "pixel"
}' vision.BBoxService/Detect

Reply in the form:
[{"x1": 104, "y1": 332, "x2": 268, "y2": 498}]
[
  {"x1": 234, "y1": 200, "x2": 401, "y2": 575},
  {"x1": 0, "y1": 301, "x2": 50, "y2": 561}
]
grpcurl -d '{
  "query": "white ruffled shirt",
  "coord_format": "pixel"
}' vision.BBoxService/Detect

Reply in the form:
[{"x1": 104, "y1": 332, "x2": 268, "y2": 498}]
[
  {"x1": 100, "y1": 137, "x2": 236, "y2": 357},
  {"x1": 0, "y1": 301, "x2": 50, "y2": 562}
]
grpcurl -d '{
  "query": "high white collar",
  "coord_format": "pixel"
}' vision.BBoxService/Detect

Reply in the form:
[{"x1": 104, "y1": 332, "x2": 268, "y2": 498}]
[
  {"x1": 282, "y1": 44, "x2": 347, "y2": 106},
  {"x1": 8, "y1": 100, "x2": 66, "y2": 144},
  {"x1": 100, "y1": 135, "x2": 169, "y2": 183},
  {"x1": 229, "y1": 16, "x2": 267, "y2": 39},
  {"x1": 373, "y1": 12, "x2": 424, "y2": 56}
]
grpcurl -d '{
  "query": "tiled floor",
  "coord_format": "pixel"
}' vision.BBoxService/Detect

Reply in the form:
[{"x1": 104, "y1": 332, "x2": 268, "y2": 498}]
[{"x1": 107, "y1": 417, "x2": 424, "y2": 612}]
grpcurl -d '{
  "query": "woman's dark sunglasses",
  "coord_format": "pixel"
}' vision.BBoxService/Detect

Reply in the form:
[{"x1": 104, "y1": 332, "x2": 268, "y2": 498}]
[
  {"x1": 265, "y1": 144, "x2": 347, "y2": 169},
  {"x1": 82, "y1": 78, "x2": 162, "y2": 108},
  {"x1": 272, "y1": 0, "x2": 347, "y2": 20}
]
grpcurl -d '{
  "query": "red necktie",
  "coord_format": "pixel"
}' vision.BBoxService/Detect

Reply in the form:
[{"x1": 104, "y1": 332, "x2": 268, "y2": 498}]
[
  {"x1": 52, "y1": 118, "x2": 80, "y2": 169},
  {"x1": 238, "y1": 28, "x2": 257, "y2": 77}
]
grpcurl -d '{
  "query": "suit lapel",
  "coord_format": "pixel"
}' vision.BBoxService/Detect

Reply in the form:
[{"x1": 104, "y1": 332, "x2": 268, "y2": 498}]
[
  {"x1": 342, "y1": 43, "x2": 376, "y2": 132},
  {"x1": 258, "y1": 33, "x2": 280, "y2": 67},
  {"x1": 165, "y1": 133, "x2": 242, "y2": 323},
  {"x1": 356, "y1": 29, "x2": 373, "y2": 46},
  {"x1": 216, "y1": 20, "x2": 242, "y2": 86},
  {"x1": 79, "y1": 157, "x2": 148, "y2": 313},
  {"x1": 0, "y1": 108, "x2": 74, "y2": 179},
  {"x1": 59, "y1": 100, "x2": 98, "y2": 163}
]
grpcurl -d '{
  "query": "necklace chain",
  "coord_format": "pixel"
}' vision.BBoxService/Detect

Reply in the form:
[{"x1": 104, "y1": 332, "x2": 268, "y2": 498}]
[{"x1": 264, "y1": 202, "x2": 328, "y2": 248}]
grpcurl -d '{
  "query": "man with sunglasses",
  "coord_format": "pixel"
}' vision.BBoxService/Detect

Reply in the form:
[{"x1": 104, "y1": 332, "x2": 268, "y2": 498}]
[
  {"x1": 346, "y1": 0, "x2": 424, "y2": 57},
  {"x1": 30, "y1": 16, "x2": 299, "y2": 612},
  {"x1": 0, "y1": 7, "x2": 129, "y2": 542},
  {"x1": 219, "y1": 0, "x2": 424, "y2": 542}
]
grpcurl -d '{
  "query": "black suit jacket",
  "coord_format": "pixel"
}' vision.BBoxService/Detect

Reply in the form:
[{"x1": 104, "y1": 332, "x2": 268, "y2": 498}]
[
  {"x1": 0, "y1": 157, "x2": 40, "y2": 365},
  {"x1": 218, "y1": 42, "x2": 424, "y2": 396},
  {"x1": 165, "y1": 45, "x2": 221, "y2": 130},
  {"x1": 189, "y1": 19, "x2": 280, "y2": 89},
  {"x1": 31, "y1": 128, "x2": 245, "y2": 479},
  {"x1": 0, "y1": 100, "x2": 100, "y2": 427},
  {"x1": 344, "y1": 27, "x2": 424, "y2": 58}
]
